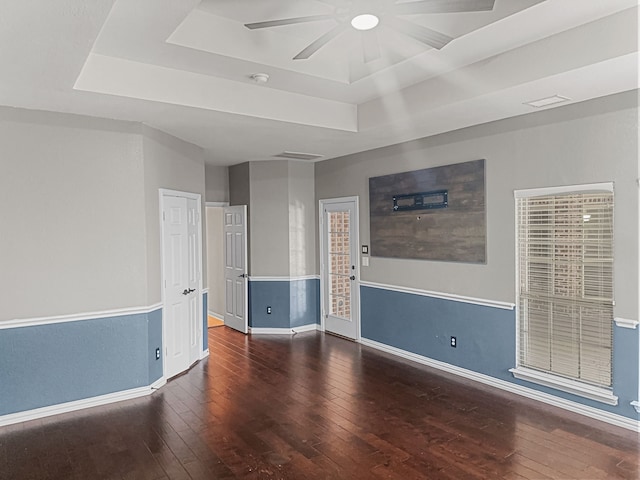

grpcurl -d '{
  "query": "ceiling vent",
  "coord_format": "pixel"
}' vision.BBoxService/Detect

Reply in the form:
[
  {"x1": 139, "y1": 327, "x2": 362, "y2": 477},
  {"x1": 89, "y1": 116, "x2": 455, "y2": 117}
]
[
  {"x1": 273, "y1": 151, "x2": 324, "y2": 161},
  {"x1": 524, "y1": 95, "x2": 571, "y2": 108}
]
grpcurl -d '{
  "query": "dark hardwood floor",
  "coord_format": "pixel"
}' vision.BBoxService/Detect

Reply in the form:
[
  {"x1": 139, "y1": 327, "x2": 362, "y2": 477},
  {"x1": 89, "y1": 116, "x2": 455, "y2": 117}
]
[{"x1": 1, "y1": 327, "x2": 638, "y2": 479}]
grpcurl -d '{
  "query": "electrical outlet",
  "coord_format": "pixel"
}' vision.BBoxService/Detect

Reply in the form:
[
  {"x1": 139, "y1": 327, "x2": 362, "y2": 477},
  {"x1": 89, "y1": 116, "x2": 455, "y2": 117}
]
[
  {"x1": 155, "y1": 347, "x2": 161, "y2": 360},
  {"x1": 450, "y1": 336, "x2": 457, "y2": 348},
  {"x1": 267, "y1": 306, "x2": 272, "y2": 314}
]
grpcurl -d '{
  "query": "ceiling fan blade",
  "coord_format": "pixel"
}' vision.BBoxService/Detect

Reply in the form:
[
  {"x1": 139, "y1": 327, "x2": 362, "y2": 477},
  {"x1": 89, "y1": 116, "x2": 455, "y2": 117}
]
[
  {"x1": 245, "y1": 14, "x2": 334, "y2": 30},
  {"x1": 394, "y1": 0, "x2": 495, "y2": 15},
  {"x1": 362, "y1": 31, "x2": 381, "y2": 63},
  {"x1": 293, "y1": 23, "x2": 348, "y2": 60},
  {"x1": 386, "y1": 18, "x2": 453, "y2": 49}
]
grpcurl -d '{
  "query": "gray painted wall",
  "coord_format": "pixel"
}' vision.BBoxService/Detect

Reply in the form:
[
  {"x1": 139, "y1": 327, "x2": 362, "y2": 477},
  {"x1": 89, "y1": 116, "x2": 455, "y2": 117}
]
[
  {"x1": 231, "y1": 160, "x2": 317, "y2": 277},
  {"x1": 315, "y1": 91, "x2": 639, "y2": 321},
  {"x1": 288, "y1": 161, "x2": 317, "y2": 276},
  {"x1": 229, "y1": 162, "x2": 250, "y2": 207},
  {"x1": 0, "y1": 108, "x2": 147, "y2": 320},
  {"x1": 206, "y1": 207, "x2": 224, "y2": 317},
  {"x1": 249, "y1": 161, "x2": 291, "y2": 276},
  {"x1": 205, "y1": 164, "x2": 229, "y2": 203},
  {"x1": 0, "y1": 109, "x2": 208, "y2": 322},
  {"x1": 142, "y1": 126, "x2": 207, "y2": 303}
]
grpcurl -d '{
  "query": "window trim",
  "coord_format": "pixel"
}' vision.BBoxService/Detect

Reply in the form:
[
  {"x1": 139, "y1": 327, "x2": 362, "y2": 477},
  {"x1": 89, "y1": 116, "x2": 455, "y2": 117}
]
[
  {"x1": 510, "y1": 367, "x2": 618, "y2": 405},
  {"x1": 514, "y1": 182, "x2": 614, "y2": 199},
  {"x1": 513, "y1": 182, "x2": 616, "y2": 404}
]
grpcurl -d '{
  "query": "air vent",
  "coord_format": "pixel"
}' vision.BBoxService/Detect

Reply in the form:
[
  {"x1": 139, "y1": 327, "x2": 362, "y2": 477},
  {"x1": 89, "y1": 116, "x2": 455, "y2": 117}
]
[
  {"x1": 273, "y1": 151, "x2": 324, "y2": 161},
  {"x1": 524, "y1": 95, "x2": 571, "y2": 108}
]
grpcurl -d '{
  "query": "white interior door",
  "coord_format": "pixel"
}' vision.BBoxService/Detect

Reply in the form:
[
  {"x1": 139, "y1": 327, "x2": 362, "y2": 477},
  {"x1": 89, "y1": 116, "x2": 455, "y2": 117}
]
[
  {"x1": 186, "y1": 198, "x2": 200, "y2": 362},
  {"x1": 321, "y1": 198, "x2": 359, "y2": 340},
  {"x1": 223, "y1": 205, "x2": 248, "y2": 333},
  {"x1": 161, "y1": 193, "x2": 201, "y2": 379}
]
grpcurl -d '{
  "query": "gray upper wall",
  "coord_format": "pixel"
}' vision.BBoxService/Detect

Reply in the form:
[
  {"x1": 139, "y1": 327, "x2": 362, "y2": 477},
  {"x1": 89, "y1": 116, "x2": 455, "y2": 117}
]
[
  {"x1": 142, "y1": 126, "x2": 207, "y2": 305},
  {"x1": 229, "y1": 162, "x2": 250, "y2": 207},
  {"x1": 315, "y1": 90, "x2": 639, "y2": 320},
  {"x1": 204, "y1": 164, "x2": 229, "y2": 203},
  {"x1": 0, "y1": 108, "x2": 147, "y2": 320},
  {"x1": 0, "y1": 108, "x2": 207, "y2": 321},
  {"x1": 228, "y1": 160, "x2": 317, "y2": 277},
  {"x1": 250, "y1": 161, "x2": 291, "y2": 276},
  {"x1": 288, "y1": 161, "x2": 316, "y2": 277}
]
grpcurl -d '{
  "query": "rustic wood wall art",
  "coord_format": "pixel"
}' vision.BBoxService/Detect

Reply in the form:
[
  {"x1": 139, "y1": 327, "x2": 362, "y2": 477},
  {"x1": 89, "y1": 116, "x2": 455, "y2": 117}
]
[{"x1": 369, "y1": 159, "x2": 486, "y2": 263}]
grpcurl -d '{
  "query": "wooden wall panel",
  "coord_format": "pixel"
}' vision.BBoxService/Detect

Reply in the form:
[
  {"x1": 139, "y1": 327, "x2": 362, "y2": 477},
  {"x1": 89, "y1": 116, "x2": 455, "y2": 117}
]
[{"x1": 369, "y1": 159, "x2": 486, "y2": 263}]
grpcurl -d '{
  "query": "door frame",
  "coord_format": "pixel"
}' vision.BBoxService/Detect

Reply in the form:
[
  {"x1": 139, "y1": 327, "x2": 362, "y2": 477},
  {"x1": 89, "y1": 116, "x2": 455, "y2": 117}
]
[
  {"x1": 205, "y1": 202, "x2": 229, "y2": 323},
  {"x1": 319, "y1": 196, "x2": 361, "y2": 341},
  {"x1": 159, "y1": 188, "x2": 204, "y2": 380}
]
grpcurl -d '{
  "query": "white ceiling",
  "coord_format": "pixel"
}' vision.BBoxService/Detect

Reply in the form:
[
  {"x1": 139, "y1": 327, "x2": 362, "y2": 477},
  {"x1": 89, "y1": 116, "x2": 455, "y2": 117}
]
[{"x1": 0, "y1": 0, "x2": 637, "y2": 166}]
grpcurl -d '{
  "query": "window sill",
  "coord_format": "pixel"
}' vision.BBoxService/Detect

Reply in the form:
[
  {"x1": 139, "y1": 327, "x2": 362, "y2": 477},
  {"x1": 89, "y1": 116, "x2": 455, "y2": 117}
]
[
  {"x1": 509, "y1": 367, "x2": 618, "y2": 406},
  {"x1": 614, "y1": 317, "x2": 639, "y2": 329}
]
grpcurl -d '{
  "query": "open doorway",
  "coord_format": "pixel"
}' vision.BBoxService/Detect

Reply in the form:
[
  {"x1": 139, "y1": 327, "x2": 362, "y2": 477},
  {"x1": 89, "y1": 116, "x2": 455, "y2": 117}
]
[{"x1": 206, "y1": 203, "x2": 227, "y2": 328}]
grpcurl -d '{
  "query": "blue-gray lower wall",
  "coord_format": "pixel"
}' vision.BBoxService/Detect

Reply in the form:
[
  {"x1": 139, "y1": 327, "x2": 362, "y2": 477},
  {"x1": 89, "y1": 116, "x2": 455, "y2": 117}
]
[
  {"x1": 361, "y1": 285, "x2": 640, "y2": 421},
  {"x1": 0, "y1": 309, "x2": 163, "y2": 417},
  {"x1": 148, "y1": 309, "x2": 163, "y2": 384},
  {"x1": 249, "y1": 278, "x2": 320, "y2": 329},
  {"x1": 290, "y1": 279, "x2": 320, "y2": 328},
  {"x1": 203, "y1": 292, "x2": 208, "y2": 351}
]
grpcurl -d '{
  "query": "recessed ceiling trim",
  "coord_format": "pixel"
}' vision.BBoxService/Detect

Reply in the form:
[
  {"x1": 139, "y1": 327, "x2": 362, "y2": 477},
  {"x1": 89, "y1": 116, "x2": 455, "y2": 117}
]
[{"x1": 74, "y1": 53, "x2": 358, "y2": 132}]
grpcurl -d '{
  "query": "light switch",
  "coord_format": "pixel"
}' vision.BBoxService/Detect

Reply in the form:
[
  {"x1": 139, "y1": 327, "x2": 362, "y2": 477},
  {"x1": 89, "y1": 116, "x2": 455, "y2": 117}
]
[{"x1": 362, "y1": 256, "x2": 369, "y2": 267}]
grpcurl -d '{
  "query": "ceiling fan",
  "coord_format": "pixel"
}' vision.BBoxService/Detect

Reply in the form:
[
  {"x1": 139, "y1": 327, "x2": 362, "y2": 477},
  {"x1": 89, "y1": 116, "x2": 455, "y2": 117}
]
[{"x1": 244, "y1": 0, "x2": 496, "y2": 62}]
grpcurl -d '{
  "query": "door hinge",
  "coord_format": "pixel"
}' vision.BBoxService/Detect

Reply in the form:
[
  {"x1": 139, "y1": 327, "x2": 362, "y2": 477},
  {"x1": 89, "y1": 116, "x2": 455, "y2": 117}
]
[{"x1": 162, "y1": 211, "x2": 166, "y2": 221}]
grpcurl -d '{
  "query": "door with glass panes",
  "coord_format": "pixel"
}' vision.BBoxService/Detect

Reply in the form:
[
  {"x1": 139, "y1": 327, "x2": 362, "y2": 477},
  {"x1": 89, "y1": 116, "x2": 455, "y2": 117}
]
[{"x1": 321, "y1": 198, "x2": 359, "y2": 340}]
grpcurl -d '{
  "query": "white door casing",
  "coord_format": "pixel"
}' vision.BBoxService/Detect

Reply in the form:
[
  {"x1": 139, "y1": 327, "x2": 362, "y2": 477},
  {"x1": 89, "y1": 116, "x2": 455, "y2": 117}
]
[
  {"x1": 320, "y1": 197, "x2": 360, "y2": 340},
  {"x1": 160, "y1": 190, "x2": 202, "y2": 379},
  {"x1": 223, "y1": 205, "x2": 248, "y2": 334}
]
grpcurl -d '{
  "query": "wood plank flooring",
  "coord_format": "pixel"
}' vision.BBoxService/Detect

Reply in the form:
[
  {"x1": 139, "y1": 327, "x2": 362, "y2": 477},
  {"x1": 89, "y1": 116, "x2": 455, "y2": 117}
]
[
  {"x1": 207, "y1": 316, "x2": 224, "y2": 328},
  {"x1": 1, "y1": 327, "x2": 638, "y2": 479}
]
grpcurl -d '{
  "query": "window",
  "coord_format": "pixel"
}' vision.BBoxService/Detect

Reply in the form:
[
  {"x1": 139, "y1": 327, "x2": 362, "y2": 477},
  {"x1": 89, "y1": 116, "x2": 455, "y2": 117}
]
[{"x1": 513, "y1": 183, "x2": 616, "y2": 404}]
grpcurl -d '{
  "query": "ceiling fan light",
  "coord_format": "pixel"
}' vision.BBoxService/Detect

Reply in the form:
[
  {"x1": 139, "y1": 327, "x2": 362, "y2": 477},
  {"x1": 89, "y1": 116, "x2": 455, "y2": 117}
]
[{"x1": 351, "y1": 14, "x2": 379, "y2": 31}]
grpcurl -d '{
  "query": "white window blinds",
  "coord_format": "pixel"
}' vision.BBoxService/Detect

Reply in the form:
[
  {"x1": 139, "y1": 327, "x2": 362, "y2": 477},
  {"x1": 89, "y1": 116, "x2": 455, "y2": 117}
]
[{"x1": 516, "y1": 188, "x2": 614, "y2": 388}]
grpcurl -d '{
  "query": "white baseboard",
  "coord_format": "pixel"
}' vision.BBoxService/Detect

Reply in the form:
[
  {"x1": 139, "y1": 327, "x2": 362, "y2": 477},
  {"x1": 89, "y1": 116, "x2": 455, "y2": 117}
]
[
  {"x1": 249, "y1": 327, "x2": 294, "y2": 335},
  {"x1": 207, "y1": 311, "x2": 224, "y2": 321},
  {"x1": 293, "y1": 324, "x2": 319, "y2": 333},
  {"x1": 0, "y1": 379, "x2": 164, "y2": 427},
  {"x1": 249, "y1": 324, "x2": 319, "y2": 335},
  {"x1": 150, "y1": 377, "x2": 166, "y2": 390},
  {"x1": 200, "y1": 348, "x2": 210, "y2": 360},
  {"x1": 359, "y1": 338, "x2": 639, "y2": 432}
]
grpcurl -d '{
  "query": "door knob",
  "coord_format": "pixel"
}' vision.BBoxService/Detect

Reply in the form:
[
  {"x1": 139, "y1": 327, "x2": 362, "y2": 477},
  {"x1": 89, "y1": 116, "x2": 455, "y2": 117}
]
[
  {"x1": 350, "y1": 275, "x2": 356, "y2": 280},
  {"x1": 239, "y1": 273, "x2": 248, "y2": 278}
]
